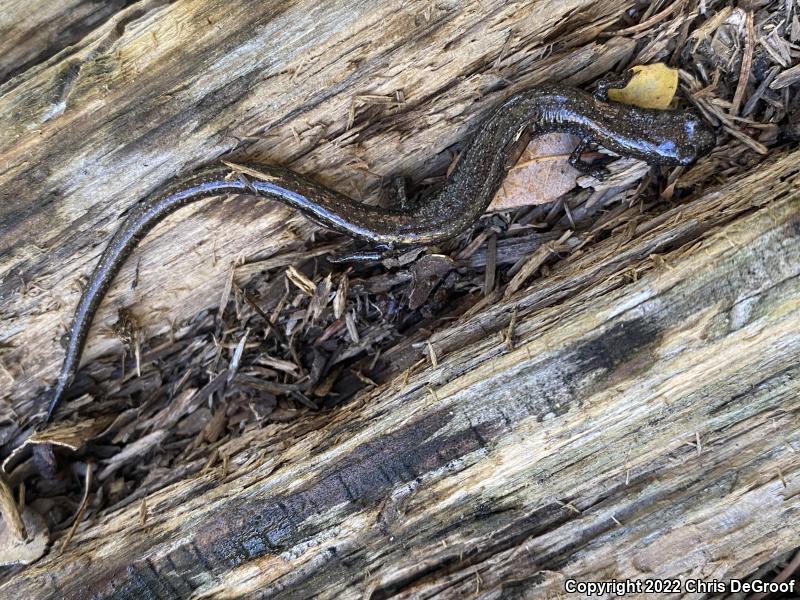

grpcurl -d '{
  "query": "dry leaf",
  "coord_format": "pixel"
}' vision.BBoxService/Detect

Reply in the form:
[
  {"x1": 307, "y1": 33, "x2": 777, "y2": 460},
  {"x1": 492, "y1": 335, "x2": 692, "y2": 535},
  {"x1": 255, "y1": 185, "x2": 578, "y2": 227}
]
[
  {"x1": 607, "y1": 63, "x2": 678, "y2": 109},
  {"x1": 408, "y1": 254, "x2": 455, "y2": 309},
  {"x1": 0, "y1": 509, "x2": 49, "y2": 566},
  {"x1": 488, "y1": 133, "x2": 582, "y2": 210}
]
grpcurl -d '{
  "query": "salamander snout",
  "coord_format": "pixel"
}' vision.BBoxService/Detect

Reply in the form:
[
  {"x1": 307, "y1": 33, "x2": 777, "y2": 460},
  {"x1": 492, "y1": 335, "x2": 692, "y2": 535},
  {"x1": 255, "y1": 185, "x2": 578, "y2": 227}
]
[{"x1": 675, "y1": 114, "x2": 716, "y2": 165}]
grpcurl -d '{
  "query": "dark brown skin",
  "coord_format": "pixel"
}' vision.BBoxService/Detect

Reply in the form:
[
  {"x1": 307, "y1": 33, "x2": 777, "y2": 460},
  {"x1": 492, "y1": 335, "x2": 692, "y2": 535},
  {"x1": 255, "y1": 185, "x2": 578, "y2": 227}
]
[{"x1": 45, "y1": 79, "x2": 716, "y2": 421}]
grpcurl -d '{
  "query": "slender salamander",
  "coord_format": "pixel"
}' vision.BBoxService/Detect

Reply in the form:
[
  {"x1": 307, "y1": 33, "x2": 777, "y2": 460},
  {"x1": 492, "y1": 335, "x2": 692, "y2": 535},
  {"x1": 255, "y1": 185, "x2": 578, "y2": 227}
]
[{"x1": 45, "y1": 79, "x2": 716, "y2": 421}]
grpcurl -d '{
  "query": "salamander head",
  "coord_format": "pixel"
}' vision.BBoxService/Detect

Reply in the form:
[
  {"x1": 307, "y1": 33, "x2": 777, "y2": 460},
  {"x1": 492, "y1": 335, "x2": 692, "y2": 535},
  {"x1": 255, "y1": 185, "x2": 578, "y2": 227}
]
[
  {"x1": 675, "y1": 113, "x2": 716, "y2": 165},
  {"x1": 647, "y1": 111, "x2": 716, "y2": 166}
]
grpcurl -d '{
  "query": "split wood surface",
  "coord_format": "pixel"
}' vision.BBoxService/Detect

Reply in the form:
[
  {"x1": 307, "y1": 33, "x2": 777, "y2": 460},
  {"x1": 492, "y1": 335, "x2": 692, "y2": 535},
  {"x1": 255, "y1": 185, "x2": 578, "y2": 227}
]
[{"x1": 0, "y1": 0, "x2": 798, "y2": 598}]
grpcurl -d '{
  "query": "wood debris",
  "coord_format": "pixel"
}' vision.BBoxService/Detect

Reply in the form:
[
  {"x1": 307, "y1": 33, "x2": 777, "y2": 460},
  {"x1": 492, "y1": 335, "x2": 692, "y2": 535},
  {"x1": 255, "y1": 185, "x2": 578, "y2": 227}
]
[{"x1": 0, "y1": 0, "x2": 798, "y2": 589}]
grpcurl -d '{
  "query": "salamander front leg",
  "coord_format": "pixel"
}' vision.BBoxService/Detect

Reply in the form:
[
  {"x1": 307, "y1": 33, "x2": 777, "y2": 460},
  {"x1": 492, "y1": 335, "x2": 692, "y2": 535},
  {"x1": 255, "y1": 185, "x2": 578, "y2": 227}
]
[
  {"x1": 328, "y1": 243, "x2": 429, "y2": 265},
  {"x1": 569, "y1": 137, "x2": 613, "y2": 180},
  {"x1": 327, "y1": 248, "x2": 385, "y2": 263},
  {"x1": 594, "y1": 69, "x2": 635, "y2": 101},
  {"x1": 328, "y1": 242, "x2": 398, "y2": 264}
]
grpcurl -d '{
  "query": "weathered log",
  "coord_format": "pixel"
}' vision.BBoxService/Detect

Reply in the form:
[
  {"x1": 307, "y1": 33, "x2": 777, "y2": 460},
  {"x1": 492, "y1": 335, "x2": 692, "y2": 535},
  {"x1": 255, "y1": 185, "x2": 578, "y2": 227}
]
[
  {"x1": 2, "y1": 152, "x2": 798, "y2": 597},
  {"x1": 1, "y1": 0, "x2": 799, "y2": 598},
  {"x1": 0, "y1": 0, "x2": 633, "y2": 416}
]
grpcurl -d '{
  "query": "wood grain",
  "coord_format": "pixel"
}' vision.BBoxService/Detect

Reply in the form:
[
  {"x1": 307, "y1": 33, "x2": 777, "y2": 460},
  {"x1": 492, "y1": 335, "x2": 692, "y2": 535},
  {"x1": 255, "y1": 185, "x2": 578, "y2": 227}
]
[
  {"x1": 0, "y1": 0, "x2": 135, "y2": 84},
  {"x1": 1, "y1": 0, "x2": 798, "y2": 597},
  {"x1": 2, "y1": 149, "x2": 798, "y2": 598},
  {"x1": 0, "y1": 0, "x2": 632, "y2": 416}
]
